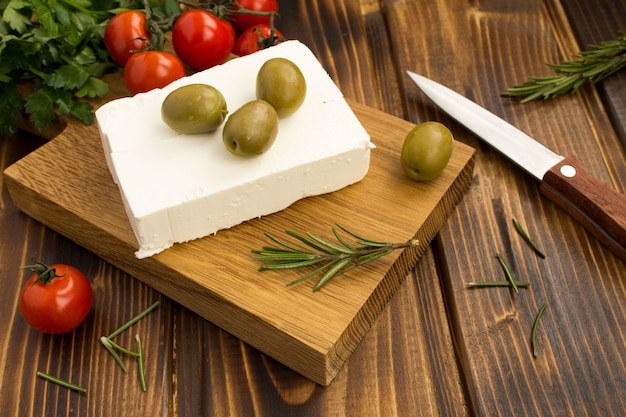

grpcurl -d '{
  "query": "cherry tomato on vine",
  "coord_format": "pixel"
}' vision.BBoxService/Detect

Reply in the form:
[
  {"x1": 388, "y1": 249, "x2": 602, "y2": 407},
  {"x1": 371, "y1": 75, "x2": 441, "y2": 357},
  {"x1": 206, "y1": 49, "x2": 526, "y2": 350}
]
[
  {"x1": 19, "y1": 262, "x2": 93, "y2": 335},
  {"x1": 233, "y1": 24, "x2": 285, "y2": 56},
  {"x1": 172, "y1": 9, "x2": 235, "y2": 70},
  {"x1": 104, "y1": 10, "x2": 150, "y2": 67},
  {"x1": 124, "y1": 51, "x2": 186, "y2": 95},
  {"x1": 229, "y1": 0, "x2": 279, "y2": 33}
]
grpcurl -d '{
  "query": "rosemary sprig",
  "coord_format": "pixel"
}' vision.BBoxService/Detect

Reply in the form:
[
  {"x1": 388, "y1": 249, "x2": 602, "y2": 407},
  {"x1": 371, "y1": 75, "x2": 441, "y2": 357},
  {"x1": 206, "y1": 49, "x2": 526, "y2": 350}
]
[
  {"x1": 502, "y1": 33, "x2": 626, "y2": 102},
  {"x1": 253, "y1": 224, "x2": 419, "y2": 291}
]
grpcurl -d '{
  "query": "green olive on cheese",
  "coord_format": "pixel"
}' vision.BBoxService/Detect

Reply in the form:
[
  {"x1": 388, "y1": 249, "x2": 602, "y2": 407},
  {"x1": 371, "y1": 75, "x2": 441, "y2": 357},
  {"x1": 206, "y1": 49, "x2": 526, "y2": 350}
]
[
  {"x1": 222, "y1": 100, "x2": 279, "y2": 157},
  {"x1": 256, "y1": 58, "x2": 306, "y2": 117},
  {"x1": 161, "y1": 84, "x2": 228, "y2": 134},
  {"x1": 400, "y1": 121, "x2": 454, "y2": 181}
]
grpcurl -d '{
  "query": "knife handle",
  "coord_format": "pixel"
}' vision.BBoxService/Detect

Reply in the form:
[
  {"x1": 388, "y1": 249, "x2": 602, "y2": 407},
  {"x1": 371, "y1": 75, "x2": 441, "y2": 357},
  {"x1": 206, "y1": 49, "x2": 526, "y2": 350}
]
[{"x1": 540, "y1": 155, "x2": 626, "y2": 263}]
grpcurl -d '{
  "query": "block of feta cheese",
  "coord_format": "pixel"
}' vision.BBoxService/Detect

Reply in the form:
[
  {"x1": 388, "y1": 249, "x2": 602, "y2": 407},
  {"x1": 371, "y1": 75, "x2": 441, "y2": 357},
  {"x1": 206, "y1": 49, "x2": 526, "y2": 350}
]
[{"x1": 96, "y1": 40, "x2": 373, "y2": 259}]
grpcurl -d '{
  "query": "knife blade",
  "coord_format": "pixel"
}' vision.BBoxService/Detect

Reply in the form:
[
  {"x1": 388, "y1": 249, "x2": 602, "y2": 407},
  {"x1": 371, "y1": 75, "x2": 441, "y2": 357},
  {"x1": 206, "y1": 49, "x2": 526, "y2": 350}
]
[{"x1": 407, "y1": 71, "x2": 626, "y2": 262}]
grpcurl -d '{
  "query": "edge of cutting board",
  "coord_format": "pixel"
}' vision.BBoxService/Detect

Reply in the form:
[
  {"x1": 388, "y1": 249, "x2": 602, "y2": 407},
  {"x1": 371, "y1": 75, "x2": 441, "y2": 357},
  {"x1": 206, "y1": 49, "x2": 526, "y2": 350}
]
[{"x1": 3, "y1": 100, "x2": 475, "y2": 385}]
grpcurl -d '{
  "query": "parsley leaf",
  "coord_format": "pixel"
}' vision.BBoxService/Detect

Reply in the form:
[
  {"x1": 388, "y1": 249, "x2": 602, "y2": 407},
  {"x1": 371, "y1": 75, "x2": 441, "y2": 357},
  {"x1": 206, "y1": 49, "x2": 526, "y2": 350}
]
[
  {"x1": 0, "y1": 0, "x2": 181, "y2": 137},
  {"x1": 0, "y1": 0, "x2": 116, "y2": 136}
]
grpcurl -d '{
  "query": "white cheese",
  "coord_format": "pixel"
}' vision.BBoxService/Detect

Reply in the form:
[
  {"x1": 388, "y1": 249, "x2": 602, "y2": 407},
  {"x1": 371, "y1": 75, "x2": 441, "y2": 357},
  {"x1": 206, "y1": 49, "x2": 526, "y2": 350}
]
[{"x1": 96, "y1": 41, "x2": 373, "y2": 258}]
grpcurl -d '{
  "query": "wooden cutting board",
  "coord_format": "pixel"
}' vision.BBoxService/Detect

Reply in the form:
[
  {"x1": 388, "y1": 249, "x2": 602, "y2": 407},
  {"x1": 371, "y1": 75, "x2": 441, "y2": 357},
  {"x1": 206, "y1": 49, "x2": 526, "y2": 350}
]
[{"x1": 3, "y1": 85, "x2": 474, "y2": 385}]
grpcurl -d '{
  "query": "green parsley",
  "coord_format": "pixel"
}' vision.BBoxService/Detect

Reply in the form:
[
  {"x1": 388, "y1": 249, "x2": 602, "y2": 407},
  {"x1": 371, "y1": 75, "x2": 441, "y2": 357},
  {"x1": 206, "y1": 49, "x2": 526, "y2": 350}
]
[{"x1": 0, "y1": 0, "x2": 179, "y2": 137}]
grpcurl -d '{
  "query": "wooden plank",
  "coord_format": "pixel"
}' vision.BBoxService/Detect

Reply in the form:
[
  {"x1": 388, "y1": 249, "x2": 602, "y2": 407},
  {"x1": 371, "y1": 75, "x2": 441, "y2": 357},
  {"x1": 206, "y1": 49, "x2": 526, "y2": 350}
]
[
  {"x1": 383, "y1": 0, "x2": 626, "y2": 415},
  {"x1": 3, "y1": 98, "x2": 475, "y2": 386}
]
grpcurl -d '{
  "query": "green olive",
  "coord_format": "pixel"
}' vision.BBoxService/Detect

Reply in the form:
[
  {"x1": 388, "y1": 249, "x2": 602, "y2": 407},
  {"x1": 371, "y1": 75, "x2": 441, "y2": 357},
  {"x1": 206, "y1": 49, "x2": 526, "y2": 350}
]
[
  {"x1": 256, "y1": 58, "x2": 306, "y2": 117},
  {"x1": 161, "y1": 84, "x2": 228, "y2": 134},
  {"x1": 222, "y1": 100, "x2": 279, "y2": 157},
  {"x1": 400, "y1": 121, "x2": 454, "y2": 181}
]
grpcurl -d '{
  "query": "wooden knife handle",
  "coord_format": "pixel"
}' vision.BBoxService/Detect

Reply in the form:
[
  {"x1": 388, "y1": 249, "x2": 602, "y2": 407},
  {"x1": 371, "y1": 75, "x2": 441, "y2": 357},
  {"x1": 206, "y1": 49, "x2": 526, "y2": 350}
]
[{"x1": 540, "y1": 155, "x2": 626, "y2": 263}]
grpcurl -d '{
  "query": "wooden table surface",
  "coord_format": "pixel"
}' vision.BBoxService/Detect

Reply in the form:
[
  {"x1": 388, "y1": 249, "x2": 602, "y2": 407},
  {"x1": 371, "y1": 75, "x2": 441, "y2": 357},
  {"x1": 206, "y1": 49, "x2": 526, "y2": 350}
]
[{"x1": 1, "y1": 0, "x2": 624, "y2": 415}]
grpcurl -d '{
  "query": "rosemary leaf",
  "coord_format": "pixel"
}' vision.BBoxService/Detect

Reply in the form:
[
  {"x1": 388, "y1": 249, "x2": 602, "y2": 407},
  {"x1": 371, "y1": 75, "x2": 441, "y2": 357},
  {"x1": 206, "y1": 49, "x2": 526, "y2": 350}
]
[
  {"x1": 37, "y1": 371, "x2": 87, "y2": 393},
  {"x1": 286, "y1": 230, "x2": 336, "y2": 255},
  {"x1": 286, "y1": 262, "x2": 338, "y2": 287},
  {"x1": 502, "y1": 33, "x2": 626, "y2": 102},
  {"x1": 100, "y1": 336, "x2": 128, "y2": 373},
  {"x1": 333, "y1": 227, "x2": 356, "y2": 250},
  {"x1": 512, "y1": 218, "x2": 546, "y2": 258},
  {"x1": 105, "y1": 337, "x2": 141, "y2": 357},
  {"x1": 313, "y1": 258, "x2": 353, "y2": 291},
  {"x1": 306, "y1": 231, "x2": 360, "y2": 254},
  {"x1": 259, "y1": 258, "x2": 327, "y2": 270},
  {"x1": 354, "y1": 249, "x2": 394, "y2": 265},
  {"x1": 253, "y1": 252, "x2": 318, "y2": 261},
  {"x1": 107, "y1": 301, "x2": 160, "y2": 340},
  {"x1": 531, "y1": 303, "x2": 548, "y2": 357},
  {"x1": 336, "y1": 223, "x2": 389, "y2": 247},
  {"x1": 263, "y1": 232, "x2": 314, "y2": 253},
  {"x1": 467, "y1": 280, "x2": 531, "y2": 288},
  {"x1": 136, "y1": 335, "x2": 147, "y2": 392},
  {"x1": 495, "y1": 254, "x2": 519, "y2": 294}
]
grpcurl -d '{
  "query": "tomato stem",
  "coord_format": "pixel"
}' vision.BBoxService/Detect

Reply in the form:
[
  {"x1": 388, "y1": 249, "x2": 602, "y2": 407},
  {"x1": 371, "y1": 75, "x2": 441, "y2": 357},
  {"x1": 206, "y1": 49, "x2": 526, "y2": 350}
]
[
  {"x1": 178, "y1": 1, "x2": 279, "y2": 21},
  {"x1": 22, "y1": 261, "x2": 60, "y2": 285},
  {"x1": 141, "y1": 0, "x2": 167, "y2": 51}
]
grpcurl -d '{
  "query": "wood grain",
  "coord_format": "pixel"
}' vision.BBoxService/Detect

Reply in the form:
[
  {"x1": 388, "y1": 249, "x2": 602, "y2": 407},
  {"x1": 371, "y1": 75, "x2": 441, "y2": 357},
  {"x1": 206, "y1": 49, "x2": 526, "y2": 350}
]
[
  {"x1": 3, "y1": 98, "x2": 475, "y2": 385},
  {"x1": 1, "y1": 0, "x2": 624, "y2": 415},
  {"x1": 382, "y1": 0, "x2": 626, "y2": 415}
]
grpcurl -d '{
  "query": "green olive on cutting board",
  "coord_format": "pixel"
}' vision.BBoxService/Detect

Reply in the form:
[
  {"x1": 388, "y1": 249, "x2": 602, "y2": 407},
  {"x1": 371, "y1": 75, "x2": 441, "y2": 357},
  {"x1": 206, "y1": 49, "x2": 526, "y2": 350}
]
[{"x1": 401, "y1": 121, "x2": 454, "y2": 181}]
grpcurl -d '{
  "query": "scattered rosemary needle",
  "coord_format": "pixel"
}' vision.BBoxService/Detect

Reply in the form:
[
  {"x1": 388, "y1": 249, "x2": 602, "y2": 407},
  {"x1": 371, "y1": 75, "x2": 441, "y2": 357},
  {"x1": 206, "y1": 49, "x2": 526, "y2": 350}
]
[
  {"x1": 136, "y1": 335, "x2": 147, "y2": 392},
  {"x1": 252, "y1": 223, "x2": 419, "y2": 291},
  {"x1": 101, "y1": 301, "x2": 159, "y2": 390},
  {"x1": 502, "y1": 33, "x2": 626, "y2": 102},
  {"x1": 495, "y1": 254, "x2": 519, "y2": 294},
  {"x1": 512, "y1": 218, "x2": 546, "y2": 258},
  {"x1": 467, "y1": 280, "x2": 530, "y2": 288},
  {"x1": 531, "y1": 303, "x2": 548, "y2": 357},
  {"x1": 37, "y1": 371, "x2": 86, "y2": 393},
  {"x1": 107, "y1": 301, "x2": 160, "y2": 339}
]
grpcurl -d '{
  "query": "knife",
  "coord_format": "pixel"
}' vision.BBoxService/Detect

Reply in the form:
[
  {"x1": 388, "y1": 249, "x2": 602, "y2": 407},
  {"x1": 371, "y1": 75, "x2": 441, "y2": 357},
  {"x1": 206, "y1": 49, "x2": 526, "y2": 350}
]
[{"x1": 407, "y1": 71, "x2": 626, "y2": 262}]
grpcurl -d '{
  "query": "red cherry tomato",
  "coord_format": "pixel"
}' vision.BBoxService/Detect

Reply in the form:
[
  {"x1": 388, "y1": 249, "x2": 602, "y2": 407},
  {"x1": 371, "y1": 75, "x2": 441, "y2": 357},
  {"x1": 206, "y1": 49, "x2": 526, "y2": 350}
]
[
  {"x1": 172, "y1": 10, "x2": 235, "y2": 70},
  {"x1": 221, "y1": 18, "x2": 237, "y2": 46},
  {"x1": 233, "y1": 24, "x2": 285, "y2": 56},
  {"x1": 104, "y1": 10, "x2": 150, "y2": 67},
  {"x1": 124, "y1": 51, "x2": 186, "y2": 95},
  {"x1": 19, "y1": 262, "x2": 93, "y2": 335},
  {"x1": 230, "y1": 0, "x2": 279, "y2": 33}
]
